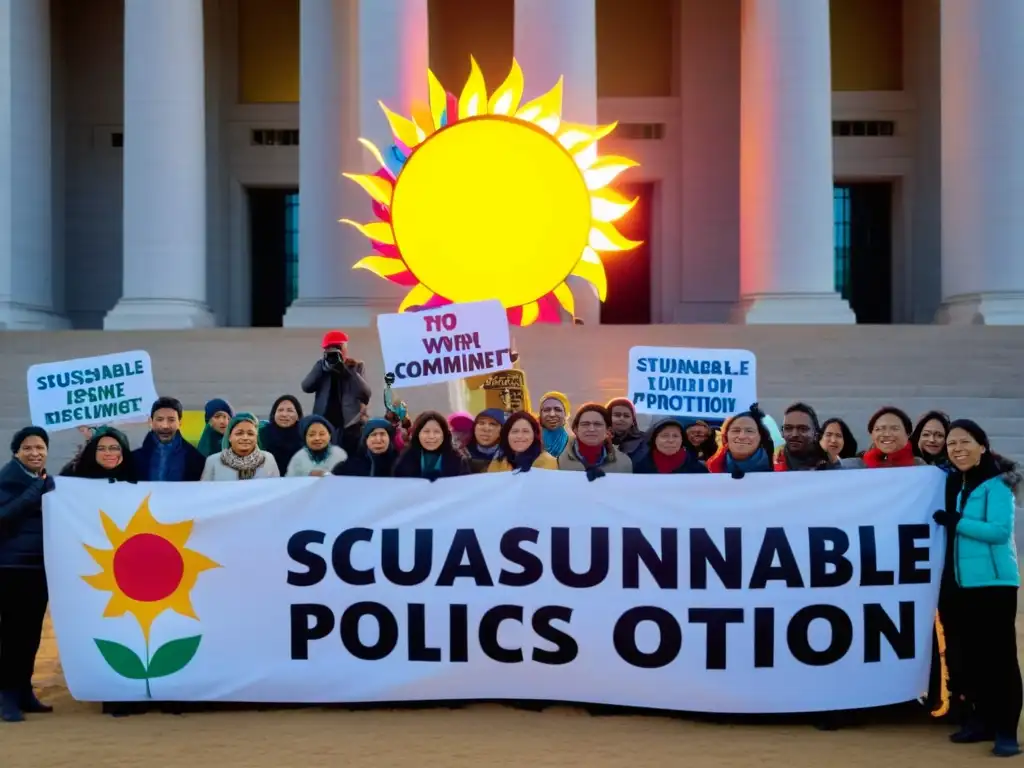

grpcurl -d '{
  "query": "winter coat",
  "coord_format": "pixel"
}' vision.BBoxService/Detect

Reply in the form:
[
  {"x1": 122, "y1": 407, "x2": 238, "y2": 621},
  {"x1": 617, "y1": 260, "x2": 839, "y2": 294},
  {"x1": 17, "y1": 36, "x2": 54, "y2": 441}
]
[
  {"x1": 953, "y1": 470, "x2": 1020, "y2": 589},
  {"x1": 0, "y1": 459, "x2": 52, "y2": 568}
]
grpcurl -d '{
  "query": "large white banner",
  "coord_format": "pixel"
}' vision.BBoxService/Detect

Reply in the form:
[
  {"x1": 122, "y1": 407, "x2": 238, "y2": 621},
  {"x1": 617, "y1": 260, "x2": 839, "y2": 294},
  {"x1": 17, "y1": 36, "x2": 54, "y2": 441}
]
[{"x1": 44, "y1": 468, "x2": 946, "y2": 713}]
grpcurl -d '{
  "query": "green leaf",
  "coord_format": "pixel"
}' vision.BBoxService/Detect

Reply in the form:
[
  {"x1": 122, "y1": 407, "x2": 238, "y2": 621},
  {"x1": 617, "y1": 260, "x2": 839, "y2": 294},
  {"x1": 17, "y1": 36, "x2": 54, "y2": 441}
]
[
  {"x1": 147, "y1": 635, "x2": 202, "y2": 679},
  {"x1": 94, "y1": 639, "x2": 148, "y2": 680}
]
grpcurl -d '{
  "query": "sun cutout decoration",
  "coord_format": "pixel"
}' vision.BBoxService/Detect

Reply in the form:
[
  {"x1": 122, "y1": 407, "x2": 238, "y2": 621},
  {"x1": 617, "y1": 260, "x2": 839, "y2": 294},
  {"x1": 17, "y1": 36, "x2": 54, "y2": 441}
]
[{"x1": 341, "y1": 57, "x2": 642, "y2": 326}]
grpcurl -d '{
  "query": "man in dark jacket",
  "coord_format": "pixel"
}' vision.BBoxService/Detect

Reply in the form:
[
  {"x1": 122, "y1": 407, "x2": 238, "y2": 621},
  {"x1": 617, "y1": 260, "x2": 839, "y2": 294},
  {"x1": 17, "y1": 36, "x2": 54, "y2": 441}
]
[
  {"x1": 132, "y1": 397, "x2": 205, "y2": 482},
  {"x1": 0, "y1": 426, "x2": 56, "y2": 721},
  {"x1": 301, "y1": 330, "x2": 372, "y2": 456}
]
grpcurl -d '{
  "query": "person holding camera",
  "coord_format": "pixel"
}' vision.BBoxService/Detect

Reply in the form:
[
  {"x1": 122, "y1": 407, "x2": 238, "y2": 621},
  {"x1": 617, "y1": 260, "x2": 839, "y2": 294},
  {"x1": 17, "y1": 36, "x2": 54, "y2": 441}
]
[{"x1": 301, "y1": 330, "x2": 371, "y2": 456}]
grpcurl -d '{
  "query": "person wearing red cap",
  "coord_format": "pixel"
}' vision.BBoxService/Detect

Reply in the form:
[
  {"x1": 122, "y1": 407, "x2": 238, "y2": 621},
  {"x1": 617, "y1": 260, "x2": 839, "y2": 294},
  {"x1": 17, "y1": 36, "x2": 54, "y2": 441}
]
[{"x1": 301, "y1": 329, "x2": 371, "y2": 456}]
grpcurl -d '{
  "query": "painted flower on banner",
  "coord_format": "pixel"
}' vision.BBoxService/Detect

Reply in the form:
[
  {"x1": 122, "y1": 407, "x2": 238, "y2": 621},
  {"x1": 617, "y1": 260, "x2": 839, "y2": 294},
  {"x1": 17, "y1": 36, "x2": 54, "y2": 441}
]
[
  {"x1": 343, "y1": 56, "x2": 642, "y2": 326},
  {"x1": 82, "y1": 495, "x2": 219, "y2": 697}
]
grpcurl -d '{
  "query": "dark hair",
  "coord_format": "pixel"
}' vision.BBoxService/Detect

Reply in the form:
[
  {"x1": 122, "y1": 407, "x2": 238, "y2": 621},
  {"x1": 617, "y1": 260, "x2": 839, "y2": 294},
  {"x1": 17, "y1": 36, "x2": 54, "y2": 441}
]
[
  {"x1": 150, "y1": 396, "x2": 183, "y2": 418},
  {"x1": 571, "y1": 403, "x2": 611, "y2": 431},
  {"x1": 722, "y1": 403, "x2": 775, "y2": 458},
  {"x1": 408, "y1": 410, "x2": 453, "y2": 452},
  {"x1": 948, "y1": 419, "x2": 1020, "y2": 490},
  {"x1": 867, "y1": 406, "x2": 913, "y2": 436},
  {"x1": 605, "y1": 398, "x2": 637, "y2": 421},
  {"x1": 910, "y1": 410, "x2": 951, "y2": 460},
  {"x1": 498, "y1": 411, "x2": 542, "y2": 457},
  {"x1": 10, "y1": 426, "x2": 49, "y2": 454},
  {"x1": 270, "y1": 394, "x2": 304, "y2": 423},
  {"x1": 75, "y1": 427, "x2": 136, "y2": 481},
  {"x1": 784, "y1": 402, "x2": 821, "y2": 435},
  {"x1": 820, "y1": 417, "x2": 858, "y2": 459}
]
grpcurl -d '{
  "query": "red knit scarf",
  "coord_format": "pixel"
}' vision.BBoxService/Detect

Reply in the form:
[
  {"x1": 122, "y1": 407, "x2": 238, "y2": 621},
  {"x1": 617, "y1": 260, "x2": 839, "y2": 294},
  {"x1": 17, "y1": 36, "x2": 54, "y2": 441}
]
[
  {"x1": 652, "y1": 448, "x2": 687, "y2": 474},
  {"x1": 576, "y1": 441, "x2": 604, "y2": 467},
  {"x1": 862, "y1": 442, "x2": 916, "y2": 468}
]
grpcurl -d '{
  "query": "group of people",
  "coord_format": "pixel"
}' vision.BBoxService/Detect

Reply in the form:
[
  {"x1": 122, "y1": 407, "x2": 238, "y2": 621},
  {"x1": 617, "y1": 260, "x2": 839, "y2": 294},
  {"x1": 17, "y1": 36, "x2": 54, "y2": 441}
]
[{"x1": 0, "y1": 331, "x2": 1019, "y2": 757}]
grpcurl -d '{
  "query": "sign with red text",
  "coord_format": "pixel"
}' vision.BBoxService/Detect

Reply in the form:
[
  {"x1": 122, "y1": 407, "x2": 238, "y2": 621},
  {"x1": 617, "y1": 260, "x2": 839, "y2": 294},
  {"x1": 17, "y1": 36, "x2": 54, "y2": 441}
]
[{"x1": 377, "y1": 300, "x2": 512, "y2": 387}]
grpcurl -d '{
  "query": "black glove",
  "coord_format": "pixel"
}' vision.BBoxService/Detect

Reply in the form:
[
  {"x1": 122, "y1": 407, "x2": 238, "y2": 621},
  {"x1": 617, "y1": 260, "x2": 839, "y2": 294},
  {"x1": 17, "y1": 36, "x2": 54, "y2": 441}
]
[
  {"x1": 933, "y1": 509, "x2": 961, "y2": 529},
  {"x1": 730, "y1": 468, "x2": 745, "y2": 480},
  {"x1": 41, "y1": 474, "x2": 56, "y2": 493},
  {"x1": 585, "y1": 466, "x2": 606, "y2": 482}
]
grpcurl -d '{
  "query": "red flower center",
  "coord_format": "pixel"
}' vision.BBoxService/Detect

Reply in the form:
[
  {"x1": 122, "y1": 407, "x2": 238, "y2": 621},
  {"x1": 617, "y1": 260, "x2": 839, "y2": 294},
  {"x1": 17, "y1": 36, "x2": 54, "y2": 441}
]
[{"x1": 113, "y1": 533, "x2": 185, "y2": 602}]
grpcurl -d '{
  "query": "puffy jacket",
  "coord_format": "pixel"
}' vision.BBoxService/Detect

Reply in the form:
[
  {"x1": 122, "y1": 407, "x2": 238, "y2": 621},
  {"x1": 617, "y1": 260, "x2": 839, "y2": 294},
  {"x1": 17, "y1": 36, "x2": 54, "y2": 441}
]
[
  {"x1": 0, "y1": 459, "x2": 51, "y2": 568},
  {"x1": 954, "y1": 470, "x2": 1020, "y2": 588}
]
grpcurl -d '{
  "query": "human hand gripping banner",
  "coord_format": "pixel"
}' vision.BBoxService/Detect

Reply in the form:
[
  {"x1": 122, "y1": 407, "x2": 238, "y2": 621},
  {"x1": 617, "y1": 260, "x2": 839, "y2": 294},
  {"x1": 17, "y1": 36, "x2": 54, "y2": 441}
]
[{"x1": 44, "y1": 469, "x2": 945, "y2": 713}]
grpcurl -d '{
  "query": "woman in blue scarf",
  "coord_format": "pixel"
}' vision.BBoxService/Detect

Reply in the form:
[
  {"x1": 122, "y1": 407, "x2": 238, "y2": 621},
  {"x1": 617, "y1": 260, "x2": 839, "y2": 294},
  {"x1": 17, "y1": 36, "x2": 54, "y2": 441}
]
[
  {"x1": 538, "y1": 391, "x2": 572, "y2": 459},
  {"x1": 705, "y1": 404, "x2": 775, "y2": 475}
]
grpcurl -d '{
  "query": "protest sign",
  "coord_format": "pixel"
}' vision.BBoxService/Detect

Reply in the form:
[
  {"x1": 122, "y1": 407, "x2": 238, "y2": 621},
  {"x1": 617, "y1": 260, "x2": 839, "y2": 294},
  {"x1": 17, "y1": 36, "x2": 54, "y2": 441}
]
[
  {"x1": 628, "y1": 346, "x2": 757, "y2": 419},
  {"x1": 46, "y1": 468, "x2": 945, "y2": 712},
  {"x1": 377, "y1": 300, "x2": 512, "y2": 387},
  {"x1": 27, "y1": 350, "x2": 158, "y2": 431}
]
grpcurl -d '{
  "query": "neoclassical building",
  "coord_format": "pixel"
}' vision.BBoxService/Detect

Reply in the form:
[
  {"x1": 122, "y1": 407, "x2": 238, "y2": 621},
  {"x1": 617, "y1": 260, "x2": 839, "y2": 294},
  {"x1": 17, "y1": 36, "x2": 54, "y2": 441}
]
[{"x1": 1, "y1": 0, "x2": 1022, "y2": 329}]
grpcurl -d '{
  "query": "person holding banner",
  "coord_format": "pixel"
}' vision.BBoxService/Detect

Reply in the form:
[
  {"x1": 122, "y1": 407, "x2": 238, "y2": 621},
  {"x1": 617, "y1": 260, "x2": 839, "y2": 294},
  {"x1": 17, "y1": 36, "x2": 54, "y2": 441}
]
[
  {"x1": 819, "y1": 417, "x2": 858, "y2": 463},
  {"x1": 0, "y1": 426, "x2": 55, "y2": 722},
  {"x1": 201, "y1": 413, "x2": 280, "y2": 481},
  {"x1": 934, "y1": 420, "x2": 1022, "y2": 757},
  {"x1": 332, "y1": 418, "x2": 398, "y2": 477},
  {"x1": 681, "y1": 419, "x2": 719, "y2": 461},
  {"x1": 842, "y1": 407, "x2": 925, "y2": 469},
  {"x1": 632, "y1": 418, "x2": 708, "y2": 475},
  {"x1": 538, "y1": 391, "x2": 573, "y2": 459},
  {"x1": 285, "y1": 416, "x2": 347, "y2": 477},
  {"x1": 776, "y1": 403, "x2": 838, "y2": 471},
  {"x1": 606, "y1": 398, "x2": 649, "y2": 464},
  {"x1": 705, "y1": 404, "x2": 776, "y2": 475},
  {"x1": 259, "y1": 395, "x2": 305, "y2": 476},
  {"x1": 132, "y1": 397, "x2": 206, "y2": 482},
  {"x1": 557, "y1": 404, "x2": 633, "y2": 477},
  {"x1": 464, "y1": 409, "x2": 506, "y2": 473},
  {"x1": 912, "y1": 411, "x2": 954, "y2": 472},
  {"x1": 487, "y1": 412, "x2": 558, "y2": 472},
  {"x1": 392, "y1": 411, "x2": 470, "y2": 480},
  {"x1": 60, "y1": 426, "x2": 136, "y2": 483}
]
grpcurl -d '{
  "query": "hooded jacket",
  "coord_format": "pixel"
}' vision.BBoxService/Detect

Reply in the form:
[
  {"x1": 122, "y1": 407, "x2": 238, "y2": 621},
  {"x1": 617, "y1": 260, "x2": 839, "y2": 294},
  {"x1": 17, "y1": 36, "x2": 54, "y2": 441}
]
[{"x1": 632, "y1": 418, "x2": 709, "y2": 475}]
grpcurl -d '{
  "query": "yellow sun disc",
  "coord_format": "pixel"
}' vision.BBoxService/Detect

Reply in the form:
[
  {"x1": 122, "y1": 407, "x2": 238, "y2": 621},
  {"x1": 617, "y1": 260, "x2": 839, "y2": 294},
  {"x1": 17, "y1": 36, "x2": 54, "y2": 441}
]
[{"x1": 390, "y1": 116, "x2": 593, "y2": 308}]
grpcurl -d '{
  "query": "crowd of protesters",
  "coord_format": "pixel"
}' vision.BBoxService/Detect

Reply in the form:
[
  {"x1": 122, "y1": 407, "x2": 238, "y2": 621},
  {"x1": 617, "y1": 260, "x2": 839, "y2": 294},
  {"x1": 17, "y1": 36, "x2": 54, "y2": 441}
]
[{"x1": 0, "y1": 331, "x2": 1019, "y2": 757}]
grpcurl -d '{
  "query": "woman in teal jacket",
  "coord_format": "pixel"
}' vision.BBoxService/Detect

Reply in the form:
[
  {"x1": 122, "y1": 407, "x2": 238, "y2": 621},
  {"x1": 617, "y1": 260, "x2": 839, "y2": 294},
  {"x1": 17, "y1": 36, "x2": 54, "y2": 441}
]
[{"x1": 933, "y1": 419, "x2": 1021, "y2": 757}]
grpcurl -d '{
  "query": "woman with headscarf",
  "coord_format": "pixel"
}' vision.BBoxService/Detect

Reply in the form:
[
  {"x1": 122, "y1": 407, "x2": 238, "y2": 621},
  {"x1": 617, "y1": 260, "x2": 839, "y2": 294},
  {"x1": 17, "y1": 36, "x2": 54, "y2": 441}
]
[
  {"x1": 0, "y1": 426, "x2": 55, "y2": 721},
  {"x1": 841, "y1": 406, "x2": 926, "y2": 469},
  {"x1": 606, "y1": 398, "x2": 648, "y2": 464},
  {"x1": 912, "y1": 410, "x2": 954, "y2": 472},
  {"x1": 538, "y1": 391, "x2": 573, "y2": 459},
  {"x1": 393, "y1": 411, "x2": 470, "y2": 480},
  {"x1": 705, "y1": 404, "x2": 775, "y2": 475},
  {"x1": 819, "y1": 417, "x2": 858, "y2": 464},
  {"x1": 632, "y1": 418, "x2": 708, "y2": 475},
  {"x1": 333, "y1": 418, "x2": 398, "y2": 477},
  {"x1": 259, "y1": 395, "x2": 305, "y2": 475},
  {"x1": 60, "y1": 426, "x2": 136, "y2": 482},
  {"x1": 201, "y1": 413, "x2": 280, "y2": 481},
  {"x1": 196, "y1": 398, "x2": 233, "y2": 458},
  {"x1": 682, "y1": 419, "x2": 718, "y2": 461},
  {"x1": 465, "y1": 409, "x2": 505, "y2": 473},
  {"x1": 285, "y1": 416, "x2": 346, "y2": 477},
  {"x1": 933, "y1": 420, "x2": 1021, "y2": 757},
  {"x1": 488, "y1": 412, "x2": 558, "y2": 473},
  {"x1": 558, "y1": 403, "x2": 632, "y2": 477}
]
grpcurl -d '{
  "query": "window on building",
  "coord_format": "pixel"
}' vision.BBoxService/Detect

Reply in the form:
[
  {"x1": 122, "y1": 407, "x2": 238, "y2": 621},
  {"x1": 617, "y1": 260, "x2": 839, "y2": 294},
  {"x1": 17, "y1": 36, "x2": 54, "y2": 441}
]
[
  {"x1": 285, "y1": 193, "x2": 299, "y2": 305},
  {"x1": 833, "y1": 185, "x2": 852, "y2": 301}
]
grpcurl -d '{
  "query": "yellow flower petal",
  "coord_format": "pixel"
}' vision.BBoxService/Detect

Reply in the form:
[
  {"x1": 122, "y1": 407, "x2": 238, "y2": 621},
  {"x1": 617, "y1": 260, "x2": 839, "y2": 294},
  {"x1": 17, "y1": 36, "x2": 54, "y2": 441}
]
[
  {"x1": 571, "y1": 248, "x2": 608, "y2": 301},
  {"x1": 399, "y1": 284, "x2": 434, "y2": 312},
  {"x1": 427, "y1": 69, "x2": 448, "y2": 130},
  {"x1": 357, "y1": 137, "x2": 389, "y2": 172},
  {"x1": 458, "y1": 56, "x2": 487, "y2": 119},
  {"x1": 553, "y1": 283, "x2": 575, "y2": 317},
  {"x1": 339, "y1": 219, "x2": 395, "y2": 245},
  {"x1": 181, "y1": 547, "x2": 221, "y2": 574},
  {"x1": 409, "y1": 100, "x2": 435, "y2": 137},
  {"x1": 342, "y1": 173, "x2": 394, "y2": 208},
  {"x1": 82, "y1": 568, "x2": 114, "y2": 591},
  {"x1": 583, "y1": 156, "x2": 639, "y2": 191},
  {"x1": 589, "y1": 221, "x2": 643, "y2": 252},
  {"x1": 165, "y1": 589, "x2": 200, "y2": 621},
  {"x1": 99, "y1": 510, "x2": 125, "y2": 548},
  {"x1": 516, "y1": 77, "x2": 563, "y2": 125},
  {"x1": 488, "y1": 58, "x2": 524, "y2": 116},
  {"x1": 520, "y1": 301, "x2": 540, "y2": 326},
  {"x1": 378, "y1": 101, "x2": 425, "y2": 149},
  {"x1": 560, "y1": 121, "x2": 617, "y2": 155},
  {"x1": 122, "y1": 495, "x2": 159, "y2": 538},
  {"x1": 102, "y1": 591, "x2": 130, "y2": 619},
  {"x1": 590, "y1": 188, "x2": 638, "y2": 222},
  {"x1": 354, "y1": 256, "x2": 411, "y2": 278}
]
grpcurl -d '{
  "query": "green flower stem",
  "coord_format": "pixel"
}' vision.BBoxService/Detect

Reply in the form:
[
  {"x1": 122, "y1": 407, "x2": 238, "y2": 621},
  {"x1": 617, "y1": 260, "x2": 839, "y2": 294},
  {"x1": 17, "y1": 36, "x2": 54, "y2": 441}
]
[{"x1": 144, "y1": 636, "x2": 152, "y2": 699}]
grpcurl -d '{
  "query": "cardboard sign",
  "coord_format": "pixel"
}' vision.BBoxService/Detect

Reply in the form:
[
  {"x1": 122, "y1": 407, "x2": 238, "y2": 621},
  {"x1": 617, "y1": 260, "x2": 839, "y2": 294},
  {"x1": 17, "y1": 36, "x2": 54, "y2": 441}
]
[
  {"x1": 377, "y1": 301, "x2": 512, "y2": 387},
  {"x1": 27, "y1": 351, "x2": 158, "y2": 432},
  {"x1": 628, "y1": 346, "x2": 757, "y2": 419}
]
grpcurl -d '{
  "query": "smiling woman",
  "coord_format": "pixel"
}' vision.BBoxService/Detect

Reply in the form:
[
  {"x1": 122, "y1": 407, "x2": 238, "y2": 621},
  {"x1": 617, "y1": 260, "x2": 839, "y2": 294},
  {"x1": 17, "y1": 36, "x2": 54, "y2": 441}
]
[{"x1": 201, "y1": 413, "x2": 281, "y2": 481}]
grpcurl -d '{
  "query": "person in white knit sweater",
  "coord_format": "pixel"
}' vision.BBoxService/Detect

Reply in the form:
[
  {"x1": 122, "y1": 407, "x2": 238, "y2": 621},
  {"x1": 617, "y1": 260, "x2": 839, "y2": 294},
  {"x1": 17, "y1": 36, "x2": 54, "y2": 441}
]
[
  {"x1": 201, "y1": 413, "x2": 280, "y2": 481},
  {"x1": 286, "y1": 415, "x2": 347, "y2": 477}
]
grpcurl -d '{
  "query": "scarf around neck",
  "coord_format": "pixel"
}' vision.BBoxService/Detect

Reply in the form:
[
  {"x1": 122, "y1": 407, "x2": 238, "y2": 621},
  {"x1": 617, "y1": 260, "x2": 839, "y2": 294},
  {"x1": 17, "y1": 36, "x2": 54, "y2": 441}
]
[
  {"x1": 542, "y1": 426, "x2": 570, "y2": 458},
  {"x1": 304, "y1": 445, "x2": 332, "y2": 464},
  {"x1": 652, "y1": 448, "x2": 687, "y2": 474},
  {"x1": 420, "y1": 450, "x2": 442, "y2": 476},
  {"x1": 575, "y1": 440, "x2": 606, "y2": 468},
  {"x1": 220, "y1": 447, "x2": 266, "y2": 480},
  {"x1": 776, "y1": 447, "x2": 827, "y2": 471},
  {"x1": 863, "y1": 442, "x2": 916, "y2": 469},
  {"x1": 509, "y1": 441, "x2": 543, "y2": 472},
  {"x1": 468, "y1": 442, "x2": 500, "y2": 461},
  {"x1": 727, "y1": 447, "x2": 772, "y2": 474}
]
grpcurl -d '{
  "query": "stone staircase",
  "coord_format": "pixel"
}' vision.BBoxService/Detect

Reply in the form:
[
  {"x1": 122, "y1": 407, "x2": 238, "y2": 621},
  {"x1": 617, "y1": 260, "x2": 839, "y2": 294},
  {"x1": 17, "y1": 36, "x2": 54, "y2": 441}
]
[{"x1": 1, "y1": 326, "x2": 1023, "y2": 469}]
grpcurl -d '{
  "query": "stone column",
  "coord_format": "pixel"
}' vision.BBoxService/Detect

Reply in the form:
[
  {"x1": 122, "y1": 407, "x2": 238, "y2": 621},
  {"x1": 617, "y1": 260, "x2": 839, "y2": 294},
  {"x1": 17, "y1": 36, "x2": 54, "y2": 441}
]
[
  {"x1": 104, "y1": 0, "x2": 213, "y2": 329},
  {"x1": 937, "y1": 0, "x2": 1024, "y2": 324},
  {"x1": 0, "y1": 0, "x2": 67, "y2": 328},
  {"x1": 515, "y1": 0, "x2": 601, "y2": 325},
  {"x1": 284, "y1": 0, "x2": 428, "y2": 328},
  {"x1": 734, "y1": 0, "x2": 854, "y2": 324}
]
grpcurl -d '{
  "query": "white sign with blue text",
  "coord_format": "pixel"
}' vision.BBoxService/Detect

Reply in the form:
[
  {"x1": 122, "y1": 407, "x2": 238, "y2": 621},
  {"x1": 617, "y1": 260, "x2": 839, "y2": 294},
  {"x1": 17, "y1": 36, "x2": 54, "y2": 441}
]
[{"x1": 628, "y1": 346, "x2": 757, "y2": 420}]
